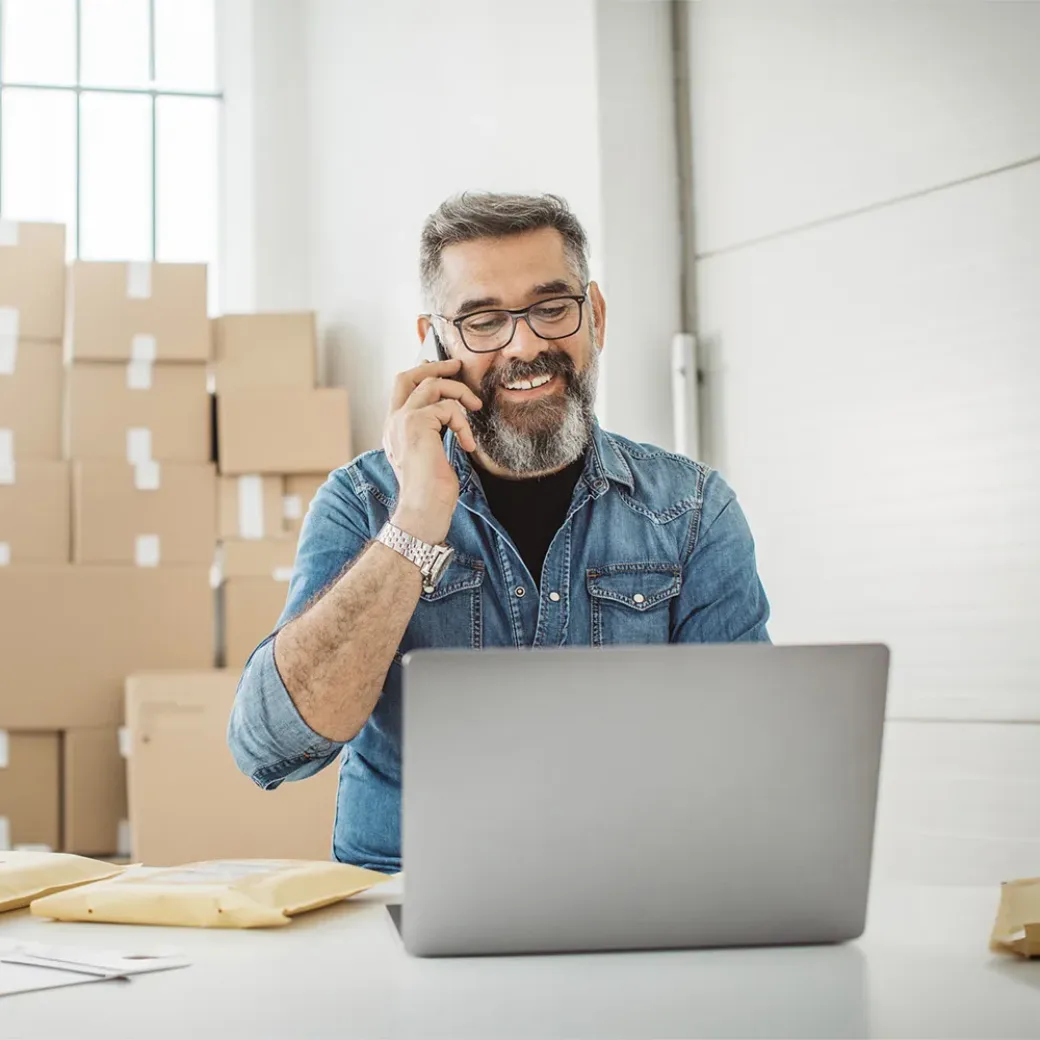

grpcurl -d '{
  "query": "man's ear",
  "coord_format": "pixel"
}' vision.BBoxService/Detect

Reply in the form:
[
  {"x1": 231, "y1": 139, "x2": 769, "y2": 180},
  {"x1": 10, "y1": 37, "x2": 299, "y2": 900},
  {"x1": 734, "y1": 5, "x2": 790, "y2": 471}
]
[
  {"x1": 416, "y1": 315, "x2": 433, "y2": 344},
  {"x1": 589, "y1": 281, "x2": 606, "y2": 351}
]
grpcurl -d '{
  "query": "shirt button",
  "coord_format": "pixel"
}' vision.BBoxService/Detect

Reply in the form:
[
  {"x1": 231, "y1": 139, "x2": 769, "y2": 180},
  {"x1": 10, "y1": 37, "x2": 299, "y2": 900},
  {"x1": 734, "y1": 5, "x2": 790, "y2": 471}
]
[
  {"x1": 515, "y1": 586, "x2": 525, "y2": 598},
  {"x1": 548, "y1": 591, "x2": 561, "y2": 603},
  {"x1": 423, "y1": 584, "x2": 435, "y2": 594},
  {"x1": 633, "y1": 593, "x2": 646, "y2": 604}
]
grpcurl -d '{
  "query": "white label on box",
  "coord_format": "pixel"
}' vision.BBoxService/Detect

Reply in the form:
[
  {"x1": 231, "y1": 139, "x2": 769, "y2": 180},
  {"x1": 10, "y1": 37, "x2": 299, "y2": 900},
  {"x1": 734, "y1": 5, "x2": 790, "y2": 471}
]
[
  {"x1": 0, "y1": 543, "x2": 9, "y2": 566},
  {"x1": 126, "y1": 427, "x2": 152, "y2": 465},
  {"x1": 209, "y1": 561, "x2": 222, "y2": 589},
  {"x1": 206, "y1": 369, "x2": 216, "y2": 395},
  {"x1": 272, "y1": 566, "x2": 293, "y2": 583},
  {"x1": 126, "y1": 261, "x2": 152, "y2": 299},
  {"x1": 0, "y1": 731, "x2": 8, "y2": 768},
  {"x1": 135, "y1": 533, "x2": 161, "y2": 567},
  {"x1": 0, "y1": 817, "x2": 10, "y2": 851},
  {"x1": 282, "y1": 494, "x2": 303, "y2": 521},
  {"x1": 0, "y1": 307, "x2": 18, "y2": 339},
  {"x1": 118, "y1": 726, "x2": 131, "y2": 759},
  {"x1": 133, "y1": 460, "x2": 161, "y2": 491},
  {"x1": 126, "y1": 358, "x2": 153, "y2": 390},
  {"x1": 117, "y1": 818, "x2": 132, "y2": 859},
  {"x1": 237, "y1": 475, "x2": 265, "y2": 539},
  {"x1": 131, "y1": 333, "x2": 156, "y2": 362},
  {"x1": 0, "y1": 219, "x2": 19, "y2": 246}
]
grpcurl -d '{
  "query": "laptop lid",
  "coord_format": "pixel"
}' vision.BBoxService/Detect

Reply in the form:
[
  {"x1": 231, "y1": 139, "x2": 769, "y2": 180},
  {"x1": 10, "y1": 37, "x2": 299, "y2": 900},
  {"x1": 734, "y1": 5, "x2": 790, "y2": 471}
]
[{"x1": 400, "y1": 643, "x2": 888, "y2": 957}]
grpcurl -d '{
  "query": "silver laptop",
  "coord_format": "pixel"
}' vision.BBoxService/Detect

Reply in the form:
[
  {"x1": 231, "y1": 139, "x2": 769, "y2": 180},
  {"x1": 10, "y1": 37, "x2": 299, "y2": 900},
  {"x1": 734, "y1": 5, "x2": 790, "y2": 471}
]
[{"x1": 394, "y1": 643, "x2": 888, "y2": 957}]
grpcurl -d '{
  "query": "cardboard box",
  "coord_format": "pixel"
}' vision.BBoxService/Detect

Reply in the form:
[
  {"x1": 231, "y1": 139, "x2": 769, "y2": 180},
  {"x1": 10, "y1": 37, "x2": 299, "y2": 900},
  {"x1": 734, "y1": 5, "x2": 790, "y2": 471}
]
[
  {"x1": 224, "y1": 577, "x2": 290, "y2": 669},
  {"x1": 217, "y1": 388, "x2": 350, "y2": 475},
  {"x1": 212, "y1": 312, "x2": 317, "y2": 392},
  {"x1": 220, "y1": 538, "x2": 296, "y2": 580},
  {"x1": 65, "y1": 362, "x2": 210, "y2": 463},
  {"x1": 0, "y1": 340, "x2": 63, "y2": 460},
  {"x1": 72, "y1": 460, "x2": 216, "y2": 566},
  {"x1": 218, "y1": 474, "x2": 284, "y2": 540},
  {"x1": 0, "y1": 461, "x2": 70, "y2": 564},
  {"x1": 65, "y1": 261, "x2": 209, "y2": 362},
  {"x1": 0, "y1": 731, "x2": 61, "y2": 851},
  {"x1": 0, "y1": 220, "x2": 65, "y2": 341},
  {"x1": 62, "y1": 728, "x2": 127, "y2": 856},
  {"x1": 125, "y1": 671, "x2": 338, "y2": 865},
  {"x1": 283, "y1": 474, "x2": 326, "y2": 536},
  {"x1": 0, "y1": 566, "x2": 214, "y2": 728}
]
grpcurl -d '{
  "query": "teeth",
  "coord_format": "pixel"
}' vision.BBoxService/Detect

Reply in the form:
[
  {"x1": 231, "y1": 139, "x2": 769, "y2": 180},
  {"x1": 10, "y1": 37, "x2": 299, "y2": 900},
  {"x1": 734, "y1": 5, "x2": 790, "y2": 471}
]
[{"x1": 504, "y1": 374, "x2": 551, "y2": 391}]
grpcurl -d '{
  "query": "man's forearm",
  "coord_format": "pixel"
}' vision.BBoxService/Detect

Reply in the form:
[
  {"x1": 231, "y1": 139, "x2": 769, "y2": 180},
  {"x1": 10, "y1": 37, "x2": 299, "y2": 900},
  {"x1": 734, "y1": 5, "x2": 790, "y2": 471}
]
[{"x1": 273, "y1": 541, "x2": 422, "y2": 742}]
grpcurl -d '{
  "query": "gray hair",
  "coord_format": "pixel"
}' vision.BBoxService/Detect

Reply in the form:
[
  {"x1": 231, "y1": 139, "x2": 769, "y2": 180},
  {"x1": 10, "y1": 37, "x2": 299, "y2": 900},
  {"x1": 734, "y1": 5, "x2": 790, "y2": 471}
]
[{"x1": 419, "y1": 192, "x2": 590, "y2": 310}]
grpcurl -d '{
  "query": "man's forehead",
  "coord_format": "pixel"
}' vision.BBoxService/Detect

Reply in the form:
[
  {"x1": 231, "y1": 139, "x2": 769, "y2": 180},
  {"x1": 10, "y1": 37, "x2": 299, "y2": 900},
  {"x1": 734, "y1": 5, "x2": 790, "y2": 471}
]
[{"x1": 439, "y1": 228, "x2": 577, "y2": 312}]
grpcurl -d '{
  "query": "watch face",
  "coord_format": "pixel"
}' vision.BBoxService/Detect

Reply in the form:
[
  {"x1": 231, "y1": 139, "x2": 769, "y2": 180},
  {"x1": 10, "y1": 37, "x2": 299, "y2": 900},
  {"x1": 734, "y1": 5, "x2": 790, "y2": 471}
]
[{"x1": 428, "y1": 546, "x2": 454, "y2": 584}]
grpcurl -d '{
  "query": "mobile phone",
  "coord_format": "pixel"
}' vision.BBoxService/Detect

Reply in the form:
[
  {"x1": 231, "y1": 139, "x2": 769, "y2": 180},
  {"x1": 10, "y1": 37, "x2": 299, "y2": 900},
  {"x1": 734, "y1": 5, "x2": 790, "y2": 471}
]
[{"x1": 419, "y1": 327, "x2": 459, "y2": 376}]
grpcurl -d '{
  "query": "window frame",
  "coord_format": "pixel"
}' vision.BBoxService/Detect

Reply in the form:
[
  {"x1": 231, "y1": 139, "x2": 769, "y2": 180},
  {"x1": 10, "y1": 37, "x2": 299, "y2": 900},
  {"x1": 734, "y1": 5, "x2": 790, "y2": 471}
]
[{"x1": 0, "y1": 0, "x2": 223, "y2": 258}]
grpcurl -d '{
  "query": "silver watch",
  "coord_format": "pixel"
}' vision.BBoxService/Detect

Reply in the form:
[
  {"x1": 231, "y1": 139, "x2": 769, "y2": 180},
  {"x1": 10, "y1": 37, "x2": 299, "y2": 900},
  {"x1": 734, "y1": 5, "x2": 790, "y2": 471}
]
[{"x1": 376, "y1": 521, "x2": 454, "y2": 591}]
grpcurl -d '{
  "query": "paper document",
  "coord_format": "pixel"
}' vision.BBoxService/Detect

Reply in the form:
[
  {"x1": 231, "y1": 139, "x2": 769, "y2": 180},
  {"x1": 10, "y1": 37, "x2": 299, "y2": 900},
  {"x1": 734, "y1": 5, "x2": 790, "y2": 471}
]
[{"x1": 0, "y1": 941, "x2": 189, "y2": 997}]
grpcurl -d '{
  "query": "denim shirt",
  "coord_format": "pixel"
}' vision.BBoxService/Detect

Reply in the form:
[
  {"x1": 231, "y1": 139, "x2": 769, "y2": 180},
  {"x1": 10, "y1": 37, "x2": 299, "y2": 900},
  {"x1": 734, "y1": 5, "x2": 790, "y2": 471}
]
[{"x1": 228, "y1": 423, "x2": 770, "y2": 873}]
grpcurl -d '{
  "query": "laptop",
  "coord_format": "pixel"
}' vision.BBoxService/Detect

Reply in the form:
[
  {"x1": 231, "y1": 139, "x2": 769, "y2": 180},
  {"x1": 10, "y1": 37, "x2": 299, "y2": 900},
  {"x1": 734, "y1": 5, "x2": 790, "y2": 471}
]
[{"x1": 393, "y1": 642, "x2": 888, "y2": 957}]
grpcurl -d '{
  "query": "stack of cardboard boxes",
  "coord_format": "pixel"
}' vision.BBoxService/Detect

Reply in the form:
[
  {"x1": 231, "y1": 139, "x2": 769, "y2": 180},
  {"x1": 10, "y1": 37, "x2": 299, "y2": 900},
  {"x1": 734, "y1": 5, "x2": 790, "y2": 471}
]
[
  {"x1": 0, "y1": 223, "x2": 215, "y2": 857},
  {"x1": 0, "y1": 219, "x2": 351, "y2": 864},
  {"x1": 211, "y1": 312, "x2": 349, "y2": 667}
]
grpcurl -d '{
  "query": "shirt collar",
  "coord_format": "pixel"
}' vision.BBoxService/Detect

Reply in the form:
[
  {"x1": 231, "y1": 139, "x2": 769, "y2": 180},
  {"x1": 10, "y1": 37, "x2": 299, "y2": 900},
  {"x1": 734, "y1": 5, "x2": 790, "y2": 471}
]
[{"x1": 447, "y1": 419, "x2": 634, "y2": 496}]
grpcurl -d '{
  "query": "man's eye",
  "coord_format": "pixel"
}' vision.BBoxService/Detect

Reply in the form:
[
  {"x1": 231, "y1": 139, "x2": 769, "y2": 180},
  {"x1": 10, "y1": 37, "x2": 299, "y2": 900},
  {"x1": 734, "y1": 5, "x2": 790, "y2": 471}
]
[
  {"x1": 531, "y1": 303, "x2": 569, "y2": 321},
  {"x1": 464, "y1": 314, "x2": 508, "y2": 335}
]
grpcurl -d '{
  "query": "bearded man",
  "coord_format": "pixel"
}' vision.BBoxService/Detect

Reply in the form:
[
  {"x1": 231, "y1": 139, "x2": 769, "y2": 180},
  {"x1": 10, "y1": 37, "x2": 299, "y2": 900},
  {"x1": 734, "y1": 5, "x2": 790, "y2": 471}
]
[{"x1": 228, "y1": 193, "x2": 770, "y2": 872}]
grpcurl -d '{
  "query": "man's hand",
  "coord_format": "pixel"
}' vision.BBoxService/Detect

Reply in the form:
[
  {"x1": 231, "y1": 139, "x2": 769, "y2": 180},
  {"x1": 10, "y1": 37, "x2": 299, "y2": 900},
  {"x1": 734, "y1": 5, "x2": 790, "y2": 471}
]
[{"x1": 382, "y1": 358, "x2": 483, "y2": 545}]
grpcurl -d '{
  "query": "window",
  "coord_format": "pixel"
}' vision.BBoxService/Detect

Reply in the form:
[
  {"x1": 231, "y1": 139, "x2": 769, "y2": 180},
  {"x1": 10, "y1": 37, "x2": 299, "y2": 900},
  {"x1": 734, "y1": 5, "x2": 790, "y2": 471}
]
[{"x1": 0, "y1": 0, "x2": 221, "y2": 298}]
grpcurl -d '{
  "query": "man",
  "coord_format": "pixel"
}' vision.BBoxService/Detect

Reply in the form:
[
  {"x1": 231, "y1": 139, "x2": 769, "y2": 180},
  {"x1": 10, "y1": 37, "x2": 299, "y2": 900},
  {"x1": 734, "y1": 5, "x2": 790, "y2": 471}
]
[{"x1": 228, "y1": 192, "x2": 770, "y2": 873}]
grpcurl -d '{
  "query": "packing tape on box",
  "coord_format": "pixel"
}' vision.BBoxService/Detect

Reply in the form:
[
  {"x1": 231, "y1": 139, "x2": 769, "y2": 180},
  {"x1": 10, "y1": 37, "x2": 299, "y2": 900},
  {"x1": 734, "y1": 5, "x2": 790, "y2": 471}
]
[
  {"x1": 0, "y1": 219, "x2": 19, "y2": 246},
  {"x1": 0, "y1": 817, "x2": 10, "y2": 851},
  {"x1": 283, "y1": 494, "x2": 303, "y2": 521},
  {"x1": 134, "y1": 460, "x2": 161, "y2": 491},
  {"x1": 0, "y1": 731, "x2": 8, "y2": 768},
  {"x1": 209, "y1": 561, "x2": 222, "y2": 589},
  {"x1": 126, "y1": 427, "x2": 152, "y2": 466},
  {"x1": 126, "y1": 261, "x2": 152, "y2": 299},
  {"x1": 118, "y1": 726, "x2": 131, "y2": 759},
  {"x1": 126, "y1": 360, "x2": 152, "y2": 390},
  {"x1": 237, "y1": 475, "x2": 266, "y2": 539},
  {"x1": 0, "y1": 309, "x2": 18, "y2": 374},
  {"x1": 117, "y1": 819, "x2": 132, "y2": 859},
  {"x1": 0, "y1": 429, "x2": 14, "y2": 485},
  {"x1": 206, "y1": 369, "x2": 216, "y2": 395},
  {"x1": 131, "y1": 334, "x2": 157, "y2": 363},
  {"x1": 0, "y1": 542, "x2": 10, "y2": 567},
  {"x1": 273, "y1": 566, "x2": 293, "y2": 583},
  {"x1": 135, "y1": 534, "x2": 161, "y2": 568}
]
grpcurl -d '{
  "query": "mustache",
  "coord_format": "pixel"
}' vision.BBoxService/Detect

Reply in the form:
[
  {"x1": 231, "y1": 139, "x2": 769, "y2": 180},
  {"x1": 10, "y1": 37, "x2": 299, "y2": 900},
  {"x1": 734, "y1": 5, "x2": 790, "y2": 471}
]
[{"x1": 481, "y1": 351, "x2": 577, "y2": 395}]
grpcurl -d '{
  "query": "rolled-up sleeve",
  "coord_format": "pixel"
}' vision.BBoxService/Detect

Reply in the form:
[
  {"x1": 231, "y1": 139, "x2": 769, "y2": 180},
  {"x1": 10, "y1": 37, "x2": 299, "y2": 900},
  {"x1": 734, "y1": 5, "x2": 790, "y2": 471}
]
[
  {"x1": 227, "y1": 468, "x2": 374, "y2": 788},
  {"x1": 671, "y1": 469, "x2": 771, "y2": 644}
]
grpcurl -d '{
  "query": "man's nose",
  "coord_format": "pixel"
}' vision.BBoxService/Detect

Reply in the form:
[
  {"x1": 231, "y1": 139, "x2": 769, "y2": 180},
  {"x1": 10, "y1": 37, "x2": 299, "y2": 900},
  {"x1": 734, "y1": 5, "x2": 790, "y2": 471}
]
[{"x1": 500, "y1": 316, "x2": 544, "y2": 362}]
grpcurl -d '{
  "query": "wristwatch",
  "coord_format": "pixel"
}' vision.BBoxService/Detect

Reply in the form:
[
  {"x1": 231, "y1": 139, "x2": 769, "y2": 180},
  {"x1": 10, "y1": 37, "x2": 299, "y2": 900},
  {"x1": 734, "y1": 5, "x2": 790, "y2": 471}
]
[{"x1": 375, "y1": 521, "x2": 455, "y2": 592}]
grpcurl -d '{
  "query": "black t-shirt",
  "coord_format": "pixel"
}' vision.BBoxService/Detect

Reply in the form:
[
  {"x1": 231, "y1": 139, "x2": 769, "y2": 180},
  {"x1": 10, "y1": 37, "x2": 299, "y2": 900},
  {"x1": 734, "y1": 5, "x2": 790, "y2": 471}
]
[{"x1": 475, "y1": 457, "x2": 586, "y2": 586}]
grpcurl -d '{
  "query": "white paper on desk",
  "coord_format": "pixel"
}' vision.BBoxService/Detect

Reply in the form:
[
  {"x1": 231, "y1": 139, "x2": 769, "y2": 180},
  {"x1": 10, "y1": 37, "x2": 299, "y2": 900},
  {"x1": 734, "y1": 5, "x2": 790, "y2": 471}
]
[{"x1": 0, "y1": 941, "x2": 189, "y2": 997}]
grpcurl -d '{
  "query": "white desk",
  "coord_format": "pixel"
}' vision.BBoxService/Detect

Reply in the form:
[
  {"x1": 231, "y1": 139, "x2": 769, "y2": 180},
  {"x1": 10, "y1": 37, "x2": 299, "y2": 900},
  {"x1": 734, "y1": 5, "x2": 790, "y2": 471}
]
[{"x1": 0, "y1": 882, "x2": 1037, "y2": 1039}]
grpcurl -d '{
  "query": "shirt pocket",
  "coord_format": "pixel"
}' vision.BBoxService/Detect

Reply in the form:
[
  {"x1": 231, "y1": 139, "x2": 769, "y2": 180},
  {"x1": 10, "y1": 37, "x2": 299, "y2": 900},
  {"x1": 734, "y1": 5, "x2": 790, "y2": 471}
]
[
  {"x1": 586, "y1": 563, "x2": 682, "y2": 647},
  {"x1": 409, "y1": 554, "x2": 485, "y2": 649}
]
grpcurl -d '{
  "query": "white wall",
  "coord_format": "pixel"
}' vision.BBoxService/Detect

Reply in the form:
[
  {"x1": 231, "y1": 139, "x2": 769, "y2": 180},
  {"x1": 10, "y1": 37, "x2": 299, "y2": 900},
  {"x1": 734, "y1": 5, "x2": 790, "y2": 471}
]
[{"x1": 685, "y1": 0, "x2": 1040, "y2": 883}]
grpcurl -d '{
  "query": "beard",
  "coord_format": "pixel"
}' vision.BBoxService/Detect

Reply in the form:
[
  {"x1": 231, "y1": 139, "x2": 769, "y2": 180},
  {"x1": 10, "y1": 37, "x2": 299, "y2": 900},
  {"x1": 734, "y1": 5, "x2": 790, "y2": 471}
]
[{"x1": 467, "y1": 342, "x2": 599, "y2": 476}]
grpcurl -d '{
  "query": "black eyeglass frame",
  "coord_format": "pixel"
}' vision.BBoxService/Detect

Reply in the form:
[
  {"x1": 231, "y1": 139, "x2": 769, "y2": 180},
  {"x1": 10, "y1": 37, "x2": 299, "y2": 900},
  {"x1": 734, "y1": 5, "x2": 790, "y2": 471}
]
[{"x1": 423, "y1": 283, "x2": 591, "y2": 354}]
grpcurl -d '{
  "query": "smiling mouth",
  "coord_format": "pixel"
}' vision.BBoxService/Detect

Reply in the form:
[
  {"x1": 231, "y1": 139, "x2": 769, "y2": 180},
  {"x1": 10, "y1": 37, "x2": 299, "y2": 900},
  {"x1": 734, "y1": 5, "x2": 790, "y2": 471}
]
[{"x1": 501, "y1": 373, "x2": 556, "y2": 393}]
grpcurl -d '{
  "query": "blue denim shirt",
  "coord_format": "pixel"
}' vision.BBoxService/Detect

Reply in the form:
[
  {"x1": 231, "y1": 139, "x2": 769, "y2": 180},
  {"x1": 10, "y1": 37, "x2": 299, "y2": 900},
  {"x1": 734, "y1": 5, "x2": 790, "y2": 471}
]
[{"x1": 228, "y1": 423, "x2": 770, "y2": 872}]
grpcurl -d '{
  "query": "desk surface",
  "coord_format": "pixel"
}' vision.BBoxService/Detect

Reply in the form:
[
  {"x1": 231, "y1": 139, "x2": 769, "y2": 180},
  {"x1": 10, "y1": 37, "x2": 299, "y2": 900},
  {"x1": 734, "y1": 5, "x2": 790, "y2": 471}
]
[{"x1": 0, "y1": 881, "x2": 1037, "y2": 1039}]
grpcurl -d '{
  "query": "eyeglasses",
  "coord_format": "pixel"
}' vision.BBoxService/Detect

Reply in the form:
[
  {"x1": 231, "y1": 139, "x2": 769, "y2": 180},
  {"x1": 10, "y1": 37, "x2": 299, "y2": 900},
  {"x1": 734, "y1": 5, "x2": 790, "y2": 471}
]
[{"x1": 426, "y1": 286, "x2": 589, "y2": 354}]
